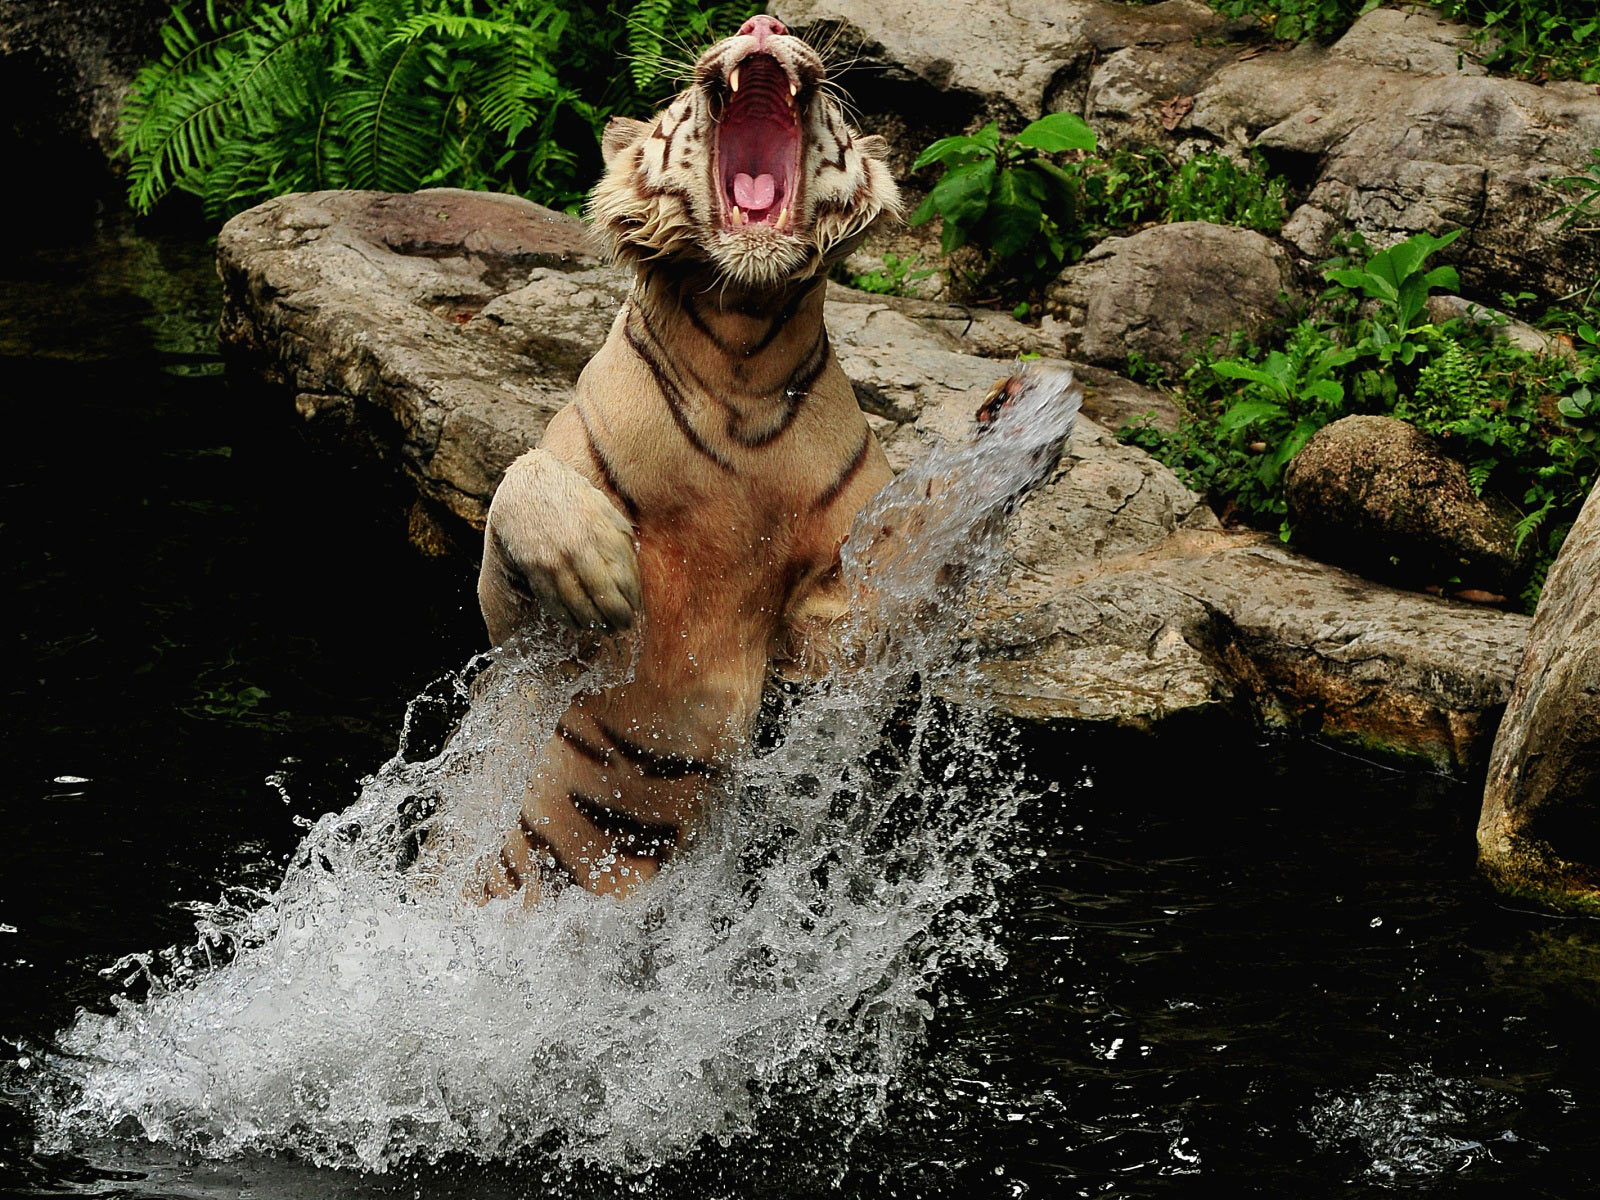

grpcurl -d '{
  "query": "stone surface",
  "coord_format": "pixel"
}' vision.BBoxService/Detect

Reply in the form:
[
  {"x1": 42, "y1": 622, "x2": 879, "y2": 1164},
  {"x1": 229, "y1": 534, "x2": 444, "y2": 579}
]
[
  {"x1": 783, "y1": 3, "x2": 1600, "y2": 305},
  {"x1": 777, "y1": 0, "x2": 1223, "y2": 127},
  {"x1": 1479, "y1": 479, "x2": 1600, "y2": 914},
  {"x1": 220, "y1": 188, "x2": 1533, "y2": 771},
  {"x1": 1048, "y1": 222, "x2": 1297, "y2": 371},
  {"x1": 218, "y1": 188, "x2": 602, "y2": 541},
  {"x1": 1284, "y1": 415, "x2": 1528, "y2": 594},
  {"x1": 0, "y1": 0, "x2": 170, "y2": 209}
]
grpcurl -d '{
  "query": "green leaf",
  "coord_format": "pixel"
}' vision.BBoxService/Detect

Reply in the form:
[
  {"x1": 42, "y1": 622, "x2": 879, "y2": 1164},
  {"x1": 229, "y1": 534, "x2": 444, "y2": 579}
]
[
  {"x1": 985, "y1": 167, "x2": 1043, "y2": 259},
  {"x1": 925, "y1": 157, "x2": 998, "y2": 227},
  {"x1": 1028, "y1": 158, "x2": 1079, "y2": 208},
  {"x1": 1269, "y1": 417, "x2": 1323, "y2": 474},
  {"x1": 1420, "y1": 264, "x2": 1460, "y2": 293},
  {"x1": 1216, "y1": 399, "x2": 1286, "y2": 433},
  {"x1": 913, "y1": 134, "x2": 992, "y2": 170},
  {"x1": 1012, "y1": 112, "x2": 1097, "y2": 154}
]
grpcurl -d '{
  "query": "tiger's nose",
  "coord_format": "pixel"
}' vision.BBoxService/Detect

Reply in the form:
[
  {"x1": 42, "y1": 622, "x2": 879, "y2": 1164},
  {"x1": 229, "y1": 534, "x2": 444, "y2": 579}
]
[{"x1": 737, "y1": 14, "x2": 787, "y2": 44}]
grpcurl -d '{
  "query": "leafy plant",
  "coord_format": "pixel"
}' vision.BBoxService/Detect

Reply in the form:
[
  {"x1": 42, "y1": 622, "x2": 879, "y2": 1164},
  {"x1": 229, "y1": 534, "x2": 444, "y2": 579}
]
[
  {"x1": 1123, "y1": 229, "x2": 1600, "y2": 605},
  {"x1": 1550, "y1": 147, "x2": 1600, "y2": 244},
  {"x1": 908, "y1": 114, "x2": 1099, "y2": 283},
  {"x1": 1205, "y1": 0, "x2": 1599, "y2": 80},
  {"x1": 909, "y1": 130, "x2": 1290, "y2": 293},
  {"x1": 1165, "y1": 151, "x2": 1288, "y2": 233},
  {"x1": 1208, "y1": 0, "x2": 1378, "y2": 42},
  {"x1": 1322, "y1": 228, "x2": 1461, "y2": 363},
  {"x1": 120, "y1": 0, "x2": 741, "y2": 219},
  {"x1": 1433, "y1": 0, "x2": 1600, "y2": 81},
  {"x1": 846, "y1": 252, "x2": 935, "y2": 296}
]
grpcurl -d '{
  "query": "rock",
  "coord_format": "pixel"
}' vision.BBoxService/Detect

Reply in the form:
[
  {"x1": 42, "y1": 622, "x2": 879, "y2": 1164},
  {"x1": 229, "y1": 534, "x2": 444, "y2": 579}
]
[
  {"x1": 785, "y1": 3, "x2": 1600, "y2": 305},
  {"x1": 1478, "y1": 479, "x2": 1600, "y2": 914},
  {"x1": 1184, "y1": 11, "x2": 1600, "y2": 303},
  {"x1": 778, "y1": 0, "x2": 1223, "y2": 127},
  {"x1": 220, "y1": 188, "x2": 1532, "y2": 771},
  {"x1": 1284, "y1": 415, "x2": 1528, "y2": 593},
  {"x1": 1048, "y1": 222, "x2": 1296, "y2": 371},
  {"x1": 0, "y1": 0, "x2": 171, "y2": 213},
  {"x1": 1083, "y1": 42, "x2": 1237, "y2": 149},
  {"x1": 1426, "y1": 295, "x2": 1577, "y2": 362},
  {"x1": 218, "y1": 188, "x2": 601, "y2": 541}
]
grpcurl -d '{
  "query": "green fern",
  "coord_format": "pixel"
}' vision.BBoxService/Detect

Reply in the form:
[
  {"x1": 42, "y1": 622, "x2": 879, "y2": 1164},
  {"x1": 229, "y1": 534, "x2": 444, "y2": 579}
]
[{"x1": 120, "y1": 0, "x2": 739, "y2": 219}]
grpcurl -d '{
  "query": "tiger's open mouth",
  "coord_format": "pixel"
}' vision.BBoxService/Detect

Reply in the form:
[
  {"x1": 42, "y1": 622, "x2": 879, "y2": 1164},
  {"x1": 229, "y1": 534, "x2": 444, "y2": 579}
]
[{"x1": 715, "y1": 52, "x2": 802, "y2": 232}]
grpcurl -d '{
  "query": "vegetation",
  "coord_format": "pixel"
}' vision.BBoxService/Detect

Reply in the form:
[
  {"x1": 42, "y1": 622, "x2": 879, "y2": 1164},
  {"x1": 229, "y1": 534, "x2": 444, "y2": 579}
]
[
  {"x1": 909, "y1": 130, "x2": 1286, "y2": 293},
  {"x1": 1122, "y1": 231, "x2": 1600, "y2": 608},
  {"x1": 1206, "y1": 0, "x2": 1600, "y2": 80},
  {"x1": 906, "y1": 114, "x2": 1100, "y2": 288},
  {"x1": 1209, "y1": 0, "x2": 1376, "y2": 42},
  {"x1": 120, "y1": 0, "x2": 742, "y2": 218},
  {"x1": 846, "y1": 252, "x2": 935, "y2": 296},
  {"x1": 1433, "y1": 0, "x2": 1600, "y2": 81}
]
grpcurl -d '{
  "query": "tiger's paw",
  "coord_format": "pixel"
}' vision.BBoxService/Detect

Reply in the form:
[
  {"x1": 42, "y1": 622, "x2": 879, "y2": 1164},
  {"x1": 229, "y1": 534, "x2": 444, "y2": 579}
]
[{"x1": 480, "y1": 450, "x2": 643, "y2": 643}]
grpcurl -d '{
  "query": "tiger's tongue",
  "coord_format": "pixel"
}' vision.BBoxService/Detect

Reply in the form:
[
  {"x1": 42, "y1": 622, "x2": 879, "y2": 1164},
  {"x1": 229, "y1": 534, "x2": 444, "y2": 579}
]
[{"x1": 733, "y1": 172, "x2": 776, "y2": 211}]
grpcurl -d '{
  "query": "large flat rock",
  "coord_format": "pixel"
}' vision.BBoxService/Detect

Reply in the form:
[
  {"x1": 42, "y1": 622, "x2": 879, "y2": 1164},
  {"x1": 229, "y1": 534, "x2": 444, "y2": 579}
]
[{"x1": 219, "y1": 188, "x2": 1532, "y2": 771}]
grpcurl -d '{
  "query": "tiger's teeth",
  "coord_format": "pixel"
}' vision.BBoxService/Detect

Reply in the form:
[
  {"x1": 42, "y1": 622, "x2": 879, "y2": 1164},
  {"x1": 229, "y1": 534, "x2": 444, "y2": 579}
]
[
  {"x1": 730, "y1": 67, "x2": 741, "y2": 92},
  {"x1": 789, "y1": 80, "x2": 798, "y2": 97},
  {"x1": 776, "y1": 205, "x2": 788, "y2": 229}
]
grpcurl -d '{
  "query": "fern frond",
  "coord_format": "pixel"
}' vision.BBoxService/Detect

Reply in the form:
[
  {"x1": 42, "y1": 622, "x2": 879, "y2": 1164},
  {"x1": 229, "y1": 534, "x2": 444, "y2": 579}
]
[
  {"x1": 340, "y1": 35, "x2": 439, "y2": 191},
  {"x1": 626, "y1": 0, "x2": 676, "y2": 90}
]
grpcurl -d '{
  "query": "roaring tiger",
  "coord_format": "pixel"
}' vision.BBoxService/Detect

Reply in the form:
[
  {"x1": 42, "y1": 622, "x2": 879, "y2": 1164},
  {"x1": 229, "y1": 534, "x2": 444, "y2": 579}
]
[{"x1": 475, "y1": 14, "x2": 1066, "y2": 902}]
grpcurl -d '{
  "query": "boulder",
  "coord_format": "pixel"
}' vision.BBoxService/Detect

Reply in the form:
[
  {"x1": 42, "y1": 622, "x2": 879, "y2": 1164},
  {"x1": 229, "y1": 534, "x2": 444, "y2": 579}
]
[
  {"x1": 1284, "y1": 415, "x2": 1528, "y2": 595},
  {"x1": 0, "y1": 0, "x2": 171, "y2": 212},
  {"x1": 783, "y1": 3, "x2": 1600, "y2": 305},
  {"x1": 219, "y1": 188, "x2": 1533, "y2": 771},
  {"x1": 1478, "y1": 479, "x2": 1600, "y2": 914},
  {"x1": 1048, "y1": 222, "x2": 1297, "y2": 371}
]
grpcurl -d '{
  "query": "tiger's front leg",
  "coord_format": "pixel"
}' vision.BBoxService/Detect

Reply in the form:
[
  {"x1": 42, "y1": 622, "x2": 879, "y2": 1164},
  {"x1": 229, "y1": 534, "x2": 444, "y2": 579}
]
[{"x1": 478, "y1": 446, "x2": 642, "y2": 647}]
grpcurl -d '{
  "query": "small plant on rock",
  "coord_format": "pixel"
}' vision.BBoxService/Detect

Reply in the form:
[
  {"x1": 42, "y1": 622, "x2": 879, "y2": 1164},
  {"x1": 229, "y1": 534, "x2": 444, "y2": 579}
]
[
  {"x1": 1164, "y1": 150, "x2": 1289, "y2": 233},
  {"x1": 846, "y1": 252, "x2": 936, "y2": 296},
  {"x1": 908, "y1": 114, "x2": 1099, "y2": 285}
]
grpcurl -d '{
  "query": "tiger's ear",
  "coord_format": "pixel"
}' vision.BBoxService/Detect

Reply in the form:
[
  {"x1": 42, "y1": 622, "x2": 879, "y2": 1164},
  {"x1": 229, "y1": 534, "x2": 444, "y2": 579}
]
[{"x1": 602, "y1": 117, "x2": 651, "y2": 167}]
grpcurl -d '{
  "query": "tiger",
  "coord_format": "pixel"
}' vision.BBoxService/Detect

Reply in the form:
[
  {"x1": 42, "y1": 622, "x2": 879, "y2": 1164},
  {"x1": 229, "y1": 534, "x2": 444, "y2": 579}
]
[{"x1": 474, "y1": 14, "x2": 1071, "y2": 903}]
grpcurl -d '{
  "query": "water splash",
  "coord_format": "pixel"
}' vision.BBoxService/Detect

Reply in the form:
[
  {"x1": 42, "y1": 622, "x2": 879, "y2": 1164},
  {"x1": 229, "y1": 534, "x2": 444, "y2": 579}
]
[
  {"x1": 1302, "y1": 1065, "x2": 1524, "y2": 1182},
  {"x1": 25, "y1": 368, "x2": 1080, "y2": 1177}
]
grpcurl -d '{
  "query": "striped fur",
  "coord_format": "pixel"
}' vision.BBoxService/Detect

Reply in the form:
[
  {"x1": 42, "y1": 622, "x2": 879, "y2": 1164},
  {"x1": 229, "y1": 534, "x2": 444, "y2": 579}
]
[{"x1": 476, "y1": 21, "x2": 904, "y2": 903}]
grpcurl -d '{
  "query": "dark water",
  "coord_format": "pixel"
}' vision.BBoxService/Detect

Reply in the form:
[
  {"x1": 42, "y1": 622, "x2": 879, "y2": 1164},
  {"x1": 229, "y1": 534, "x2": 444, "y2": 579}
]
[{"x1": 2, "y1": 216, "x2": 1597, "y2": 1199}]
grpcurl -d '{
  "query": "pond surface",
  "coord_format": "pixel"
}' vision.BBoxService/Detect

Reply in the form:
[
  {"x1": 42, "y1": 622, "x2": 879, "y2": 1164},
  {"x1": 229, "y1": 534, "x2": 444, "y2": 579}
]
[{"x1": 2, "y1": 215, "x2": 1597, "y2": 1200}]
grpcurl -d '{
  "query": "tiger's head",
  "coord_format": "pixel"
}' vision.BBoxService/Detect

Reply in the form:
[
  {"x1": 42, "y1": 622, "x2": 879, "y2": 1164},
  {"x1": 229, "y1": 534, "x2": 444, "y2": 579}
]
[{"x1": 588, "y1": 14, "x2": 900, "y2": 289}]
